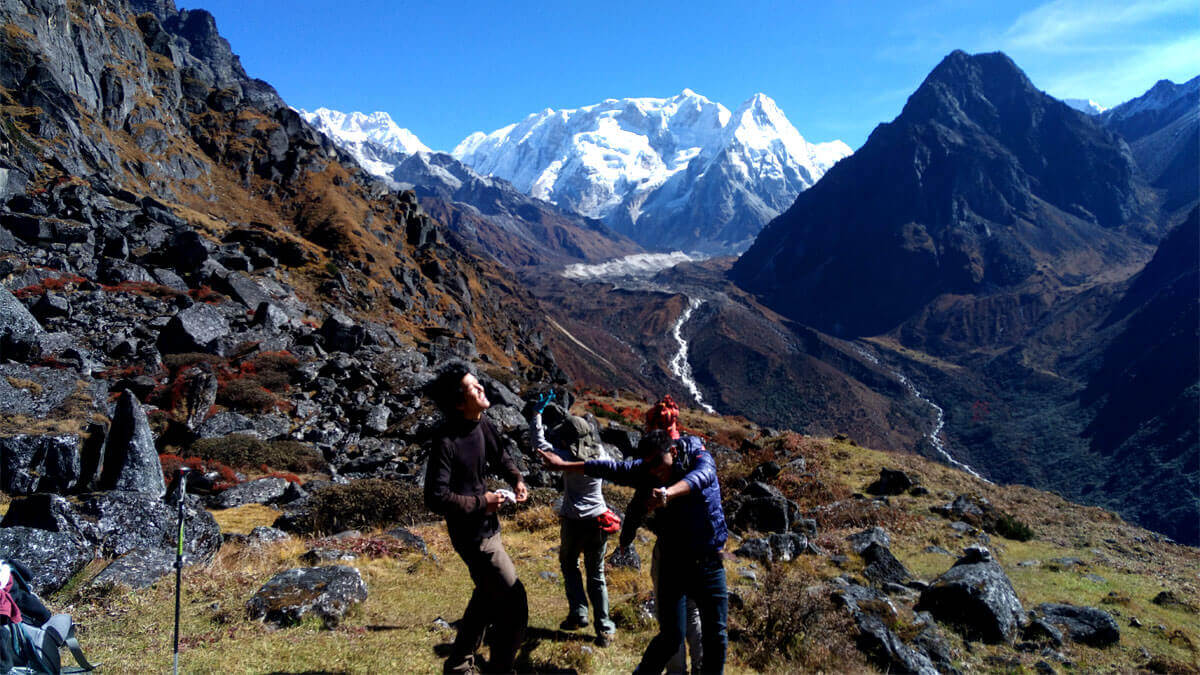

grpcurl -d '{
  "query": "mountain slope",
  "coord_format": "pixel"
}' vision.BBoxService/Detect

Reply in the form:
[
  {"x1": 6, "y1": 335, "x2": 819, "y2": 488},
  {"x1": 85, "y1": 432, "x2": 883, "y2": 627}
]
[
  {"x1": 452, "y1": 90, "x2": 850, "y2": 254},
  {"x1": 1099, "y1": 76, "x2": 1199, "y2": 212},
  {"x1": 732, "y1": 50, "x2": 1157, "y2": 339}
]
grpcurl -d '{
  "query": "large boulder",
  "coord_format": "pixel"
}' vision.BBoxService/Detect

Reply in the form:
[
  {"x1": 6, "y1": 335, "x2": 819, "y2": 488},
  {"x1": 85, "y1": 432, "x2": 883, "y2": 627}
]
[
  {"x1": 98, "y1": 391, "x2": 165, "y2": 497},
  {"x1": 866, "y1": 468, "x2": 917, "y2": 496},
  {"x1": 246, "y1": 565, "x2": 368, "y2": 628},
  {"x1": 0, "y1": 434, "x2": 81, "y2": 494},
  {"x1": 87, "y1": 547, "x2": 176, "y2": 590},
  {"x1": 861, "y1": 542, "x2": 913, "y2": 587},
  {"x1": 1, "y1": 491, "x2": 220, "y2": 563},
  {"x1": 728, "y1": 481, "x2": 799, "y2": 534},
  {"x1": 157, "y1": 303, "x2": 230, "y2": 354},
  {"x1": 833, "y1": 581, "x2": 939, "y2": 675},
  {"x1": 916, "y1": 546, "x2": 1026, "y2": 643},
  {"x1": 0, "y1": 526, "x2": 92, "y2": 594},
  {"x1": 0, "y1": 283, "x2": 43, "y2": 360},
  {"x1": 1035, "y1": 603, "x2": 1120, "y2": 647}
]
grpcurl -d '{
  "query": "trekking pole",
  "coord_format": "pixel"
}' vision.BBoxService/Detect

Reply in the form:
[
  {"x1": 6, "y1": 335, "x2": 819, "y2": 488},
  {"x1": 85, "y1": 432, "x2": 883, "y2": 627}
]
[{"x1": 173, "y1": 467, "x2": 192, "y2": 675}]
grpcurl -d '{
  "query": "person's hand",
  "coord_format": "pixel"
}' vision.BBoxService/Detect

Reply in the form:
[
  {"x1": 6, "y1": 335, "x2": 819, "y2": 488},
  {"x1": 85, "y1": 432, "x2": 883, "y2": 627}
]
[
  {"x1": 484, "y1": 491, "x2": 506, "y2": 514},
  {"x1": 538, "y1": 447, "x2": 567, "y2": 469},
  {"x1": 651, "y1": 487, "x2": 671, "y2": 509},
  {"x1": 514, "y1": 481, "x2": 529, "y2": 503}
]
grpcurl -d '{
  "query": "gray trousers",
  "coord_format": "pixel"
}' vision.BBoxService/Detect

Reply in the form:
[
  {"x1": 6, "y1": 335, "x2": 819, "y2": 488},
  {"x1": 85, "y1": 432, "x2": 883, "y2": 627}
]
[
  {"x1": 445, "y1": 532, "x2": 528, "y2": 673},
  {"x1": 560, "y1": 517, "x2": 616, "y2": 635}
]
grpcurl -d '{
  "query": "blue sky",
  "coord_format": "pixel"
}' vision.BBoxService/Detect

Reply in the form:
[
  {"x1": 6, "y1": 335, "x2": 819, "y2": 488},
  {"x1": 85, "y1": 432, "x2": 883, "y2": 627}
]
[{"x1": 179, "y1": 0, "x2": 1199, "y2": 152}]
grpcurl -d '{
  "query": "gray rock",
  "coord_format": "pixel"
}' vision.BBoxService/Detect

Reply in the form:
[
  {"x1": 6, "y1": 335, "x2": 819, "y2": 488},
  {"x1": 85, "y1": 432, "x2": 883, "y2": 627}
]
[
  {"x1": 2, "y1": 491, "x2": 220, "y2": 563},
  {"x1": 209, "y1": 477, "x2": 291, "y2": 509},
  {"x1": 157, "y1": 303, "x2": 230, "y2": 354},
  {"x1": 484, "y1": 404, "x2": 525, "y2": 435},
  {"x1": 0, "y1": 283, "x2": 43, "y2": 360},
  {"x1": 855, "y1": 613, "x2": 939, "y2": 675},
  {"x1": 248, "y1": 527, "x2": 291, "y2": 545},
  {"x1": 0, "y1": 526, "x2": 92, "y2": 594},
  {"x1": 88, "y1": 547, "x2": 176, "y2": 590},
  {"x1": 1036, "y1": 603, "x2": 1120, "y2": 647},
  {"x1": 254, "y1": 301, "x2": 290, "y2": 330},
  {"x1": 99, "y1": 391, "x2": 166, "y2": 496},
  {"x1": 862, "y1": 542, "x2": 912, "y2": 587},
  {"x1": 0, "y1": 434, "x2": 81, "y2": 494},
  {"x1": 246, "y1": 565, "x2": 368, "y2": 628},
  {"x1": 364, "y1": 404, "x2": 390, "y2": 434},
  {"x1": 916, "y1": 547, "x2": 1026, "y2": 643},
  {"x1": 748, "y1": 461, "x2": 782, "y2": 483},
  {"x1": 866, "y1": 468, "x2": 916, "y2": 496},
  {"x1": 319, "y1": 310, "x2": 364, "y2": 352},
  {"x1": 221, "y1": 272, "x2": 271, "y2": 310},
  {"x1": 300, "y1": 548, "x2": 358, "y2": 564},
  {"x1": 848, "y1": 526, "x2": 891, "y2": 554},
  {"x1": 383, "y1": 526, "x2": 428, "y2": 555}
]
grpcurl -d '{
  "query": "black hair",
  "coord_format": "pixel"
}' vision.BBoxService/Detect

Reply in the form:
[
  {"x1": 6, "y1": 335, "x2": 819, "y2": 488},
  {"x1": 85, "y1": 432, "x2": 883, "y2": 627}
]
[
  {"x1": 636, "y1": 429, "x2": 675, "y2": 460},
  {"x1": 425, "y1": 360, "x2": 477, "y2": 416}
]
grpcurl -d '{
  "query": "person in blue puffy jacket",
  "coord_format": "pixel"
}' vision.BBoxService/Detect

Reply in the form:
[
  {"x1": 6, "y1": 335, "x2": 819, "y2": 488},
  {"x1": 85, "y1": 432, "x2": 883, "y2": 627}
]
[{"x1": 539, "y1": 428, "x2": 728, "y2": 674}]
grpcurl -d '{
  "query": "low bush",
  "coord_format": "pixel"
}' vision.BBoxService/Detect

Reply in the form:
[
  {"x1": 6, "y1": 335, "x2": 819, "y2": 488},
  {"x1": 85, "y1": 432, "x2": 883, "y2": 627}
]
[
  {"x1": 307, "y1": 479, "x2": 424, "y2": 534},
  {"x1": 734, "y1": 564, "x2": 866, "y2": 672},
  {"x1": 216, "y1": 378, "x2": 278, "y2": 411},
  {"x1": 993, "y1": 512, "x2": 1035, "y2": 541},
  {"x1": 189, "y1": 434, "x2": 324, "y2": 473}
]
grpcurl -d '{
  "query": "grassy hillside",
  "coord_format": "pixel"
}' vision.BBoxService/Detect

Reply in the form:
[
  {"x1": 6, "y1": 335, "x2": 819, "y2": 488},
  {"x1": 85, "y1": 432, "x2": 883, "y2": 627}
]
[{"x1": 31, "y1": 399, "x2": 1200, "y2": 674}]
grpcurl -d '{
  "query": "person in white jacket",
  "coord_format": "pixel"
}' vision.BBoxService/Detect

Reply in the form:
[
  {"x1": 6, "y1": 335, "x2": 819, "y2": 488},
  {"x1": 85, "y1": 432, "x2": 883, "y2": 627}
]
[{"x1": 533, "y1": 404, "x2": 618, "y2": 647}]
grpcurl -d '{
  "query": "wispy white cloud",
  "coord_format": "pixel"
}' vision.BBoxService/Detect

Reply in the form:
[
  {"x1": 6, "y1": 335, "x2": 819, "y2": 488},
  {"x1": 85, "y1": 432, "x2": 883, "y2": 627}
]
[
  {"x1": 1002, "y1": 0, "x2": 1196, "y2": 51},
  {"x1": 1039, "y1": 33, "x2": 1200, "y2": 104}
]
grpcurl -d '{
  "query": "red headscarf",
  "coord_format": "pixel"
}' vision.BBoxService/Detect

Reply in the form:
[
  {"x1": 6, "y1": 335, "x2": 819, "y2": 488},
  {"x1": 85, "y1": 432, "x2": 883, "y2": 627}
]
[{"x1": 645, "y1": 394, "x2": 681, "y2": 440}]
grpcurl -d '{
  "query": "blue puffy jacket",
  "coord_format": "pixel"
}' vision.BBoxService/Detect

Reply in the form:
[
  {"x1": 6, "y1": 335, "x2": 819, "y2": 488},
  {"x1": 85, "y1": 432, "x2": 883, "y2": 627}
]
[{"x1": 585, "y1": 435, "x2": 727, "y2": 558}]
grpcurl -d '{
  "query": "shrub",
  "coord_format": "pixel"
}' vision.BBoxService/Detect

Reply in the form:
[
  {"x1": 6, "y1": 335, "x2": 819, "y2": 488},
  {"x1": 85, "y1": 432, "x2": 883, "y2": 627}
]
[
  {"x1": 307, "y1": 479, "x2": 425, "y2": 534},
  {"x1": 734, "y1": 564, "x2": 866, "y2": 672},
  {"x1": 189, "y1": 434, "x2": 324, "y2": 473},
  {"x1": 216, "y1": 378, "x2": 277, "y2": 411},
  {"x1": 993, "y1": 512, "x2": 1035, "y2": 541}
]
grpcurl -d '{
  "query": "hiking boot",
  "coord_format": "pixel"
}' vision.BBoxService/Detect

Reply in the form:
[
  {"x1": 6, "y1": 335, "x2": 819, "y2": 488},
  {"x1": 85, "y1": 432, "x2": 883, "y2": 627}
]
[
  {"x1": 596, "y1": 632, "x2": 615, "y2": 648},
  {"x1": 559, "y1": 615, "x2": 589, "y2": 630}
]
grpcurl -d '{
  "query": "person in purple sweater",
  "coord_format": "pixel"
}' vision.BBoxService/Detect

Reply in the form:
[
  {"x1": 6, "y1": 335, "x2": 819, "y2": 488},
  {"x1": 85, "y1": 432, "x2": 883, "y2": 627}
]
[
  {"x1": 539, "y1": 429, "x2": 729, "y2": 674},
  {"x1": 424, "y1": 361, "x2": 529, "y2": 674}
]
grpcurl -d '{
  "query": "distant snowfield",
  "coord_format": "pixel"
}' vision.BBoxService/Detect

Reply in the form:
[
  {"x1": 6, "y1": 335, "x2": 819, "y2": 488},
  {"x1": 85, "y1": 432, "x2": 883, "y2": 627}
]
[{"x1": 561, "y1": 252, "x2": 700, "y2": 281}]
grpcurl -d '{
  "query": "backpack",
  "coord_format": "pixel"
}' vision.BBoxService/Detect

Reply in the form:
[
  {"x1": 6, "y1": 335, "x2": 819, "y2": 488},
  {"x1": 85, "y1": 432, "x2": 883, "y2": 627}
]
[{"x1": 0, "y1": 560, "x2": 97, "y2": 674}]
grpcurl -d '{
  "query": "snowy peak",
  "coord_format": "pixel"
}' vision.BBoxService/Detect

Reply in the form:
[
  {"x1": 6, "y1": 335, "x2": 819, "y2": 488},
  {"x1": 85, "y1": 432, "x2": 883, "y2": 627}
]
[
  {"x1": 1063, "y1": 98, "x2": 1106, "y2": 115},
  {"x1": 451, "y1": 90, "x2": 851, "y2": 253},
  {"x1": 300, "y1": 107, "x2": 430, "y2": 156}
]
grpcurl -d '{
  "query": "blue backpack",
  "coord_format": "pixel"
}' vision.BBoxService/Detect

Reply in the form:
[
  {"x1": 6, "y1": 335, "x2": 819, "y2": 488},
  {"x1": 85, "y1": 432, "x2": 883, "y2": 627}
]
[{"x1": 0, "y1": 560, "x2": 97, "y2": 674}]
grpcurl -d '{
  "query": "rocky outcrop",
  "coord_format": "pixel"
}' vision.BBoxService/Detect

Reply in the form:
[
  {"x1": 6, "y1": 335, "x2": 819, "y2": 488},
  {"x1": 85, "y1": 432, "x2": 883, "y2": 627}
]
[
  {"x1": 1035, "y1": 603, "x2": 1120, "y2": 647},
  {"x1": 98, "y1": 391, "x2": 166, "y2": 497},
  {"x1": 246, "y1": 565, "x2": 368, "y2": 628},
  {"x1": 916, "y1": 546, "x2": 1026, "y2": 643},
  {"x1": 0, "y1": 526, "x2": 92, "y2": 594}
]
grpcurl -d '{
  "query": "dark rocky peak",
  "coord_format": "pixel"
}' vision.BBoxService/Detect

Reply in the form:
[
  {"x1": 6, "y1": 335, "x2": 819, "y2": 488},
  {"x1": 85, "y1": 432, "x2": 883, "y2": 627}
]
[{"x1": 732, "y1": 50, "x2": 1155, "y2": 337}]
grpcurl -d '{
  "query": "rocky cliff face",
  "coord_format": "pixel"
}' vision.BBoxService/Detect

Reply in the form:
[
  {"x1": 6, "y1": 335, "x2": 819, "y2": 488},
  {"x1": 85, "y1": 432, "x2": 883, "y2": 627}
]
[
  {"x1": 732, "y1": 50, "x2": 1158, "y2": 339},
  {"x1": 0, "y1": 0, "x2": 564, "y2": 498}
]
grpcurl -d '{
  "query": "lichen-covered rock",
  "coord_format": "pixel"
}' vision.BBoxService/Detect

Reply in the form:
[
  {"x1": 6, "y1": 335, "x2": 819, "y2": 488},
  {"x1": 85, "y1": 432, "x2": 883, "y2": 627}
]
[
  {"x1": 0, "y1": 283, "x2": 43, "y2": 361},
  {"x1": 0, "y1": 526, "x2": 91, "y2": 594},
  {"x1": 848, "y1": 526, "x2": 891, "y2": 554},
  {"x1": 1, "y1": 491, "x2": 220, "y2": 563},
  {"x1": 88, "y1": 547, "x2": 176, "y2": 590},
  {"x1": 0, "y1": 434, "x2": 81, "y2": 494},
  {"x1": 916, "y1": 546, "x2": 1026, "y2": 643},
  {"x1": 157, "y1": 303, "x2": 230, "y2": 354},
  {"x1": 862, "y1": 542, "x2": 913, "y2": 587},
  {"x1": 246, "y1": 565, "x2": 368, "y2": 628},
  {"x1": 1036, "y1": 603, "x2": 1120, "y2": 647},
  {"x1": 208, "y1": 477, "x2": 291, "y2": 509},
  {"x1": 98, "y1": 390, "x2": 165, "y2": 497}
]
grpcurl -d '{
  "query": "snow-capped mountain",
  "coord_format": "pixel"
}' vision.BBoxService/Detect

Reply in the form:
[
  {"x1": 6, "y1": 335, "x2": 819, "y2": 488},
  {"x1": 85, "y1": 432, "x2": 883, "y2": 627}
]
[
  {"x1": 296, "y1": 107, "x2": 641, "y2": 268},
  {"x1": 452, "y1": 90, "x2": 852, "y2": 254},
  {"x1": 1062, "y1": 98, "x2": 1106, "y2": 114},
  {"x1": 299, "y1": 108, "x2": 429, "y2": 182}
]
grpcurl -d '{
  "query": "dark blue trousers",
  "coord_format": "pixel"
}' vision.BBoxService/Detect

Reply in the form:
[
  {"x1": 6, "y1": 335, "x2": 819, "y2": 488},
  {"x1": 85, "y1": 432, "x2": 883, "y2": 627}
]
[{"x1": 636, "y1": 549, "x2": 727, "y2": 674}]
